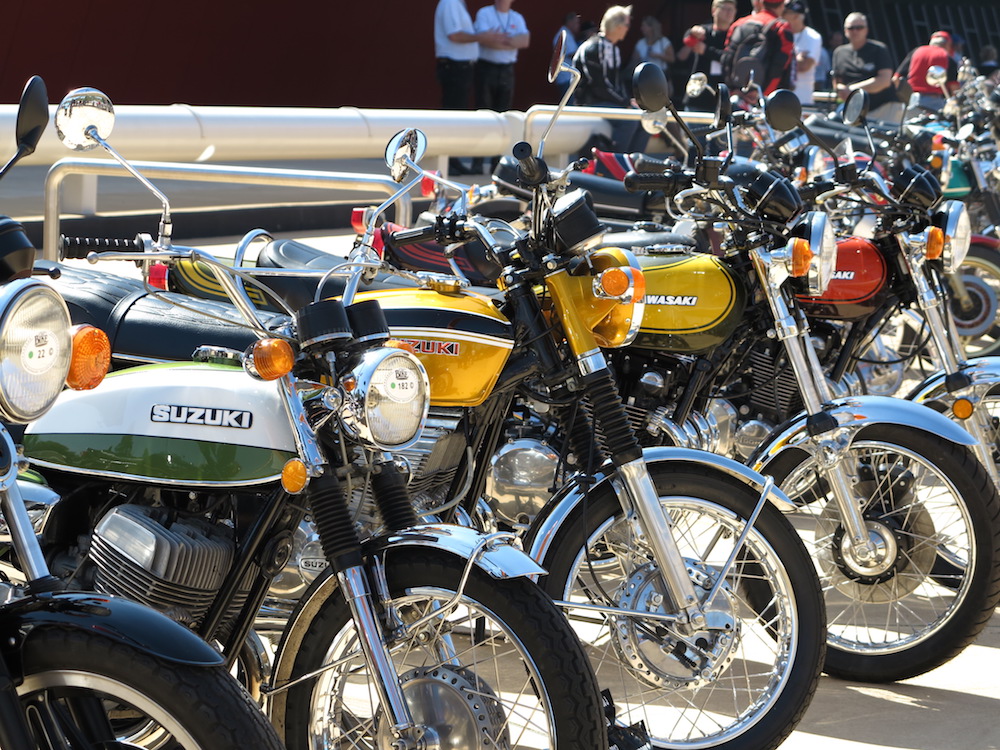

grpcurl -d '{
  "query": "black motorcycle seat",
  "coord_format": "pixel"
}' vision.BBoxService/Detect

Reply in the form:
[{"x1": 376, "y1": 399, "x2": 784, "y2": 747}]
[{"x1": 41, "y1": 262, "x2": 281, "y2": 363}]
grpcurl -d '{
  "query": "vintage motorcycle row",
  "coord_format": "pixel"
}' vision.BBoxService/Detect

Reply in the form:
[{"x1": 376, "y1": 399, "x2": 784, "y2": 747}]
[{"x1": 5, "y1": 36, "x2": 1000, "y2": 750}]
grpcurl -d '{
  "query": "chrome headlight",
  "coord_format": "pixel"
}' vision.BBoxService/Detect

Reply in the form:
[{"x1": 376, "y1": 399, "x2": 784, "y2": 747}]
[
  {"x1": 339, "y1": 347, "x2": 430, "y2": 451},
  {"x1": 788, "y1": 211, "x2": 838, "y2": 294},
  {"x1": 935, "y1": 200, "x2": 972, "y2": 273},
  {"x1": 0, "y1": 280, "x2": 72, "y2": 423}
]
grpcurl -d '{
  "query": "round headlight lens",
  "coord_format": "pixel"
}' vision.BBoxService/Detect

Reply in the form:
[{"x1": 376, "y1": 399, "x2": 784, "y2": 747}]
[
  {"x1": 938, "y1": 200, "x2": 971, "y2": 273},
  {"x1": 0, "y1": 281, "x2": 73, "y2": 423},
  {"x1": 804, "y1": 146, "x2": 827, "y2": 181},
  {"x1": 795, "y1": 212, "x2": 838, "y2": 294},
  {"x1": 340, "y1": 348, "x2": 429, "y2": 451}
]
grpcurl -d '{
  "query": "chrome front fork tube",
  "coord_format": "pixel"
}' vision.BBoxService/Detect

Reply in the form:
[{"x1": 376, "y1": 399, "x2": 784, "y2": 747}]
[
  {"x1": 778, "y1": 303, "x2": 877, "y2": 557},
  {"x1": 337, "y1": 566, "x2": 422, "y2": 749},
  {"x1": 615, "y1": 459, "x2": 703, "y2": 620},
  {"x1": 0, "y1": 428, "x2": 52, "y2": 584}
]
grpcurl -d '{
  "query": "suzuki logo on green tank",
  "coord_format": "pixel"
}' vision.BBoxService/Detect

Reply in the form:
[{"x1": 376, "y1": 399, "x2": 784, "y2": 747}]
[{"x1": 150, "y1": 404, "x2": 254, "y2": 429}]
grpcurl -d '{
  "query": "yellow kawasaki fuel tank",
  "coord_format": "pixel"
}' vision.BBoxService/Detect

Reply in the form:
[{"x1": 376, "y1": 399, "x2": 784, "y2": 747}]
[
  {"x1": 632, "y1": 252, "x2": 747, "y2": 353},
  {"x1": 356, "y1": 288, "x2": 513, "y2": 407}
]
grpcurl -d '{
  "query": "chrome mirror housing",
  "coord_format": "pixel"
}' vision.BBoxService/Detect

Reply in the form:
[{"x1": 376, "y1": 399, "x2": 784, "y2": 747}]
[
  {"x1": 54, "y1": 88, "x2": 115, "y2": 151},
  {"x1": 384, "y1": 129, "x2": 428, "y2": 183}
]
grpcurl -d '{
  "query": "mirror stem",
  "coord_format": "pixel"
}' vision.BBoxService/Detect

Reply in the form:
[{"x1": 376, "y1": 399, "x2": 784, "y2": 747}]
[
  {"x1": 537, "y1": 65, "x2": 581, "y2": 159},
  {"x1": 0, "y1": 145, "x2": 26, "y2": 184},
  {"x1": 87, "y1": 126, "x2": 173, "y2": 248}
]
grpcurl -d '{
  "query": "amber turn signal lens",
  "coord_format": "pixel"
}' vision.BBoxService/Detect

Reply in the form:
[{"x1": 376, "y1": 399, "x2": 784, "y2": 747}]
[
  {"x1": 632, "y1": 268, "x2": 646, "y2": 301},
  {"x1": 66, "y1": 325, "x2": 110, "y2": 390},
  {"x1": 930, "y1": 155, "x2": 944, "y2": 170},
  {"x1": 926, "y1": 227, "x2": 945, "y2": 260},
  {"x1": 598, "y1": 267, "x2": 630, "y2": 298},
  {"x1": 281, "y1": 459, "x2": 309, "y2": 494},
  {"x1": 952, "y1": 398, "x2": 974, "y2": 420},
  {"x1": 790, "y1": 238, "x2": 814, "y2": 277},
  {"x1": 251, "y1": 338, "x2": 295, "y2": 380}
]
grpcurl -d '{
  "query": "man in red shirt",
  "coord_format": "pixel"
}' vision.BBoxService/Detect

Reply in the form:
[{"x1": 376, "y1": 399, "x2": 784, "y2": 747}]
[
  {"x1": 722, "y1": 0, "x2": 794, "y2": 96},
  {"x1": 895, "y1": 31, "x2": 959, "y2": 112}
]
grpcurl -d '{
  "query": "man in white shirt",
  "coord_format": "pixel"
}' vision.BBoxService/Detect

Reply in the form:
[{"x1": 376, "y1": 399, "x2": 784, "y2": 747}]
[
  {"x1": 782, "y1": 1, "x2": 822, "y2": 105},
  {"x1": 435, "y1": 0, "x2": 506, "y2": 173},
  {"x1": 474, "y1": 0, "x2": 530, "y2": 113}
]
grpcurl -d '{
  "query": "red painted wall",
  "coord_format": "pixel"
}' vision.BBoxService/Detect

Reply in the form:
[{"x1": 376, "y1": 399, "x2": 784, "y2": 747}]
[{"x1": 0, "y1": 1, "x2": 721, "y2": 109}]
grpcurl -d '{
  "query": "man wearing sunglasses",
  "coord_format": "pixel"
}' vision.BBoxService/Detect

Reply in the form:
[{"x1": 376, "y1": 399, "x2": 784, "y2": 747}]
[{"x1": 831, "y1": 12, "x2": 902, "y2": 121}]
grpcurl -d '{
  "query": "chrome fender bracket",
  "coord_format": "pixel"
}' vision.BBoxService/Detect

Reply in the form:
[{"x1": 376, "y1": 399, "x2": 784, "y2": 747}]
[
  {"x1": 525, "y1": 446, "x2": 794, "y2": 566},
  {"x1": 749, "y1": 395, "x2": 977, "y2": 474},
  {"x1": 907, "y1": 356, "x2": 1000, "y2": 406}
]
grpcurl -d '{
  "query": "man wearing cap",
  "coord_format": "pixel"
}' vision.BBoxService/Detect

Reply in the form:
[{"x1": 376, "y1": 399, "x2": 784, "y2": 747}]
[
  {"x1": 782, "y1": 1, "x2": 822, "y2": 105},
  {"x1": 895, "y1": 31, "x2": 959, "y2": 112}
]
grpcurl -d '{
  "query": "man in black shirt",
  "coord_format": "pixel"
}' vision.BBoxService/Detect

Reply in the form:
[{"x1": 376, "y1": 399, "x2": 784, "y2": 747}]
[
  {"x1": 832, "y1": 12, "x2": 902, "y2": 121},
  {"x1": 677, "y1": 0, "x2": 737, "y2": 111}
]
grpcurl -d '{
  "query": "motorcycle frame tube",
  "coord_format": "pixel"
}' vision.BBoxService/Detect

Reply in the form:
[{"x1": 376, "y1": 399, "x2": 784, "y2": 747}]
[
  {"x1": 526, "y1": 446, "x2": 796, "y2": 566},
  {"x1": 0, "y1": 426, "x2": 52, "y2": 583},
  {"x1": 266, "y1": 523, "x2": 547, "y2": 741}
]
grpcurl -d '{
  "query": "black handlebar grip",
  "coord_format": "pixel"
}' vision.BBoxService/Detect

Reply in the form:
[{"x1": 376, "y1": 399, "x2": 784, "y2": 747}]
[
  {"x1": 623, "y1": 171, "x2": 693, "y2": 194},
  {"x1": 512, "y1": 141, "x2": 549, "y2": 186},
  {"x1": 59, "y1": 235, "x2": 143, "y2": 259},
  {"x1": 386, "y1": 224, "x2": 438, "y2": 248}
]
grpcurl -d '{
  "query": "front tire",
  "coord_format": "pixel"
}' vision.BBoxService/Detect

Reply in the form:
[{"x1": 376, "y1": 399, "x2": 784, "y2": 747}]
[
  {"x1": 531, "y1": 466, "x2": 825, "y2": 750},
  {"x1": 766, "y1": 424, "x2": 1000, "y2": 682},
  {"x1": 282, "y1": 550, "x2": 607, "y2": 749},
  {"x1": 18, "y1": 627, "x2": 283, "y2": 749}
]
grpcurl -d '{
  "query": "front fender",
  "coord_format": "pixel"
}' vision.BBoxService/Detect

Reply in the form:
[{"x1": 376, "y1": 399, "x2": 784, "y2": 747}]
[
  {"x1": 0, "y1": 592, "x2": 223, "y2": 680},
  {"x1": 525, "y1": 446, "x2": 794, "y2": 566},
  {"x1": 749, "y1": 395, "x2": 977, "y2": 472},
  {"x1": 267, "y1": 523, "x2": 545, "y2": 739},
  {"x1": 907, "y1": 356, "x2": 1000, "y2": 405}
]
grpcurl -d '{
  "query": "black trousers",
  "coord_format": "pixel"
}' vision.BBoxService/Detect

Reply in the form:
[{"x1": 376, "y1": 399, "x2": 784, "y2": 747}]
[
  {"x1": 475, "y1": 60, "x2": 515, "y2": 112},
  {"x1": 436, "y1": 58, "x2": 475, "y2": 110}
]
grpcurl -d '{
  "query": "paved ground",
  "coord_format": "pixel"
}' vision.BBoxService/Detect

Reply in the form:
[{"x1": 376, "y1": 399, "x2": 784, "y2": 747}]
[{"x1": 37, "y1": 161, "x2": 1000, "y2": 750}]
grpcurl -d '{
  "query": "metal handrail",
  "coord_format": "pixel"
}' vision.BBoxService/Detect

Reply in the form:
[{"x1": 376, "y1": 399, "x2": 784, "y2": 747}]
[
  {"x1": 42, "y1": 159, "x2": 411, "y2": 261},
  {"x1": 523, "y1": 104, "x2": 717, "y2": 142}
]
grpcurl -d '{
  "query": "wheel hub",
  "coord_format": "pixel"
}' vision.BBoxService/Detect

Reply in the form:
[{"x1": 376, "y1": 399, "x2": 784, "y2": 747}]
[
  {"x1": 610, "y1": 561, "x2": 740, "y2": 690},
  {"x1": 952, "y1": 273, "x2": 998, "y2": 339},
  {"x1": 375, "y1": 665, "x2": 510, "y2": 750}
]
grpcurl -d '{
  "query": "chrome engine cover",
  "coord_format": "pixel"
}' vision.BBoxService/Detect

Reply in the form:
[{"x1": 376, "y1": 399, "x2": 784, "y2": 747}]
[{"x1": 485, "y1": 438, "x2": 560, "y2": 526}]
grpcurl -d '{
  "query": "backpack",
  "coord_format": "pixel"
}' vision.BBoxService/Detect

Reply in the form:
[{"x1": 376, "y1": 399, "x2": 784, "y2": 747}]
[{"x1": 721, "y1": 18, "x2": 779, "y2": 89}]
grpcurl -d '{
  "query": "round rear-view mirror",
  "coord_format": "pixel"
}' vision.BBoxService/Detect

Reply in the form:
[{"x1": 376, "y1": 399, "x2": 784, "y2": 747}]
[
  {"x1": 843, "y1": 89, "x2": 870, "y2": 126},
  {"x1": 550, "y1": 29, "x2": 567, "y2": 83},
  {"x1": 633, "y1": 62, "x2": 670, "y2": 112},
  {"x1": 926, "y1": 65, "x2": 947, "y2": 88},
  {"x1": 384, "y1": 129, "x2": 427, "y2": 183},
  {"x1": 54, "y1": 87, "x2": 114, "y2": 151},
  {"x1": 15, "y1": 76, "x2": 48, "y2": 157},
  {"x1": 764, "y1": 89, "x2": 802, "y2": 132}
]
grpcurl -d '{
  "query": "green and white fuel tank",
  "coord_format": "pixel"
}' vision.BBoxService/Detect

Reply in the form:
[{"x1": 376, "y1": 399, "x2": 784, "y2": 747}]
[{"x1": 23, "y1": 363, "x2": 298, "y2": 486}]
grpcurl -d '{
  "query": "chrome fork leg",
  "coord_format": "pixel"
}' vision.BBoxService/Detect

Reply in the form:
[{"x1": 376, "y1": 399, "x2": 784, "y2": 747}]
[{"x1": 337, "y1": 566, "x2": 420, "y2": 747}]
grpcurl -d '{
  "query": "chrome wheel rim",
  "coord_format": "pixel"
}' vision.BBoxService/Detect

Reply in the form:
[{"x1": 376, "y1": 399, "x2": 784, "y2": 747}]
[{"x1": 559, "y1": 497, "x2": 798, "y2": 747}]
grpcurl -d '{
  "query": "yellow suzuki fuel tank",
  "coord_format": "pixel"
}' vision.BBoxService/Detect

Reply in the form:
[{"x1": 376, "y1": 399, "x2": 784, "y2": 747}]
[
  {"x1": 633, "y1": 252, "x2": 747, "y2": 353},
  {"x1": 356, "y1": 288, "x2": 513, "y2": 407}
]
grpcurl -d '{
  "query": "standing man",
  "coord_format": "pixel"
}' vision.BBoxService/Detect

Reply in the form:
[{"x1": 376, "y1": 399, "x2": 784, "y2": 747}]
[
  {"x1": 832, "y1": 12, "x2": 900, "y2": 121},
  {"x1": 676, "y1": 0, "x2": 738, "y2": 111},
  {"x1": 471, "y1": 0, "x2": 529, "y2": 171},
  {"x1": 895, "y1": 31, "x2": 959, "y2": 113},
  {"x1": 435, "y1": 0, "x2": 506, "y2": 174},
  {"x1": 572, "y1": 5, "x2": 647, "y2": 153},
  {"x1": 722, "y1": 0, "x2": 795, "y2": 96},
  {"x1": 782, "y1": 1, "x2": 822, "y2": 105}
]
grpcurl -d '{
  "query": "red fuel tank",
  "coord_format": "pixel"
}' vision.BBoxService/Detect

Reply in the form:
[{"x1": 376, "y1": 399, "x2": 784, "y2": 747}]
[{"x1": 796, "y1": 236, "x2": 889, "y2": 321}]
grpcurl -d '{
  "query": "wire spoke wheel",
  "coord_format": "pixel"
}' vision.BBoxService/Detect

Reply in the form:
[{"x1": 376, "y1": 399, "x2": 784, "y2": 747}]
[
  {"x1": 534, "y1": 467, "x2": 824, "y2": 750},
  {"x1": 771, "y1": 425, "x2": 1000, "y2": 681}
]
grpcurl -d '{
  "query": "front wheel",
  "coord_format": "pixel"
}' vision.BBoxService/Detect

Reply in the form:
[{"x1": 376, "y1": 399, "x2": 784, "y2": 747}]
[
  {"x1": 18, "y1": 627, "x2": 283, "y2": 749},
  {"x1": 531, "y1": 466, "x2": 825, "y2": 750},
  {"x1": 767, "y1": 424, "x2": 1000, "y2": 682},
  {"x1": 281, "y1": 550, "x2": 607, "y2": 749}
]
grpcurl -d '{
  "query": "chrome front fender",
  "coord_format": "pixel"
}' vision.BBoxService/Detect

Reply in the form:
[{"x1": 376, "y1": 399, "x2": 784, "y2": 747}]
[
  {"x1": 749, "y1": 395, "x2": 977, "y2": 473},
  {"x1": 907, "y1": 356, "x2": 1000, "y2": 406},
  {"x1": 525, "y1": 446, "x2": 795, "y2": 566}
]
